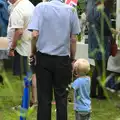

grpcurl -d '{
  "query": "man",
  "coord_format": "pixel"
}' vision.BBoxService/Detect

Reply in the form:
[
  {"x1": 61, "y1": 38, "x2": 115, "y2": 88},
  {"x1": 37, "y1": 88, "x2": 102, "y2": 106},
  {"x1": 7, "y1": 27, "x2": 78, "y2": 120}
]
[
  {"x1": 28, "y1": 0, "x2": 80, "y2": 120},
  {"x1": 7, "y1": 0, "x2": 34, "y2": 76}
]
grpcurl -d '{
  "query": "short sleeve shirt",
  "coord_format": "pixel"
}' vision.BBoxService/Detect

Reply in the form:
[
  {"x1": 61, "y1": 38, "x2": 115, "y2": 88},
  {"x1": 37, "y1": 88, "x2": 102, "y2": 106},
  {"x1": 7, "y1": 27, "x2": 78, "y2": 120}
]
[{"x1": 7, "y1": 0, "x2": 34, "y2": 56}]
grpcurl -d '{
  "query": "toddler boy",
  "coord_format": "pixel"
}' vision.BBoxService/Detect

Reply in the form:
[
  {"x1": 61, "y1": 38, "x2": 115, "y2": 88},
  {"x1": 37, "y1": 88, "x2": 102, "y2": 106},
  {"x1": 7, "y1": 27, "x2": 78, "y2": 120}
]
[{"x1": 71, "y1": 58, "x2": 91, "y2": 120}]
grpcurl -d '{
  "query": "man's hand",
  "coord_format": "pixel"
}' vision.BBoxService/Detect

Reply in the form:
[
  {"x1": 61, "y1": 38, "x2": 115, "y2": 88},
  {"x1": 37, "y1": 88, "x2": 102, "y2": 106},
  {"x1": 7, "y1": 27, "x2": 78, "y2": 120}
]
[
  {"x1": 31, "y1": 30, "x2": 39, "y2": 55},
  {"x1": 8, "y1": 49, "x2": 15, "y2": 56},
  {"x1": 32, "y1": 30, "x2": 39, "y2": 40},
  {"x1": 11, "y1": 42, "x2": 17, "y2": 49}
]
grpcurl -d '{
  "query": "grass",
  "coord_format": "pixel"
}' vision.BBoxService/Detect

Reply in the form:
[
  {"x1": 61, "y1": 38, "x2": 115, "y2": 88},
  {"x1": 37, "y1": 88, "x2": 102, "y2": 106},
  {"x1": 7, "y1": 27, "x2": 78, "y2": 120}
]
[{"x1": 0, "y1": 70, "x2": 120, "y2": 120}]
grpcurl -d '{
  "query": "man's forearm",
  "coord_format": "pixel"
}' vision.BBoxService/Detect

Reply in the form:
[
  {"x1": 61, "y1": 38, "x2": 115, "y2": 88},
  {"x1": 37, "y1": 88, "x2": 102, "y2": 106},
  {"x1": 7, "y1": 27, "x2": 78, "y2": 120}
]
[
  {"x1": 31, "y1": 38, "x2": 37, "y2": 55},
  {"x1": 31, "y1": 30, "x2": 39, "y2": 55},
  {"x1": 70, "y1": 35, "x2": 77, "y2": 60},
  {"x1": 11, "y1": 28, "x2": 23, "y2": 48},
  {"x1": 70, "y1": 42, "x2": 76, "y2": 59}
]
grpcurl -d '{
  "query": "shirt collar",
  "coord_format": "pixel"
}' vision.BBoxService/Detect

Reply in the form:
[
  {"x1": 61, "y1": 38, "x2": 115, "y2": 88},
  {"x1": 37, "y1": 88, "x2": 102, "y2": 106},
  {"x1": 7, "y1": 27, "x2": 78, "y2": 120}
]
[{"x1": 10, "y1": 0, "x2": 23, "y2": 13}]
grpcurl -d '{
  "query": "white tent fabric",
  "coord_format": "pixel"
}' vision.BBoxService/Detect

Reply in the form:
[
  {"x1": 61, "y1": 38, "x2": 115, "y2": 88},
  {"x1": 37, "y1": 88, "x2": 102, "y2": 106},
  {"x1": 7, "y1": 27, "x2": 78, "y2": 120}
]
[
  {"x1": 107, "y1": 0, "x2": 120, "y2": 73},
  {"x1": 116, "y1": 0, "x2": 120, "y2": 30}
]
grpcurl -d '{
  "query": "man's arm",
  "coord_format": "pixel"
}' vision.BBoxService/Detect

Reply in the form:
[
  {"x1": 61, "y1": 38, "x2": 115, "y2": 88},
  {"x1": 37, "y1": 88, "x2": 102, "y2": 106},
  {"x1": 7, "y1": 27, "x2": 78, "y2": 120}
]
[
  {"x1": 9, "y1": 28, "x2": 23, "y2": 56},
  {"x1": 9, "y1": 9, "x2": 25, "y2": 49},
  {"x1": 11, "y1": 28, "x2": 23, "y2": 49},
  {"x1": 70, "y1": 34, "x2": 77, "y2": 60},
  {"x1": 31, "y1": 30, "x2": 39, "y2": 55},
  {"x1": 28, "y1": 6, "x2": 43, "y2": 55},
  {"x1": 70, "y1": 8, "x2": 80, "y2": 60}
]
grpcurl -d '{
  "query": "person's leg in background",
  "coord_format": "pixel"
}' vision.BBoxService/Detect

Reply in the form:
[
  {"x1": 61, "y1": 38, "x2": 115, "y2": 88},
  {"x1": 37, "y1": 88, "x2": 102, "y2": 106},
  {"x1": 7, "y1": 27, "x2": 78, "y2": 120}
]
[
  {"x1": 12, "y1": 50, "x2": 21, "y2": 76},
  {"x1": 0, "y1": 60, "x2": 4, "y2": 85},
  {"x1": 97, "y1": 60, "x2": 108, "y2": 99},
  {"x1": 36, "y1": 52, "x2": 53, "y2": 120},
  {"x1": 13, "y1": 50, "x2": 28, "y2": 77},
  {"x1": 30, "y1": 73, "x2": 37, "y2": 106},
  {"x1": 29, "y1": 55, "x2": 37, "y2": 106},
  {"x1": 91, "y1": 59, "x2": 108, "y2": 99},
  {"x1": 53, "y1": 56, "x2": 72, "y2": 120},
  {"x1": 23, "y1": 56, "x2": 27, "y2": 75},
  {"x1": 90, "y1": 64, "x2": 98, "y2": 98},
  {"x1": 106, "y1": 72, "x2": 116, "y2": 92}
]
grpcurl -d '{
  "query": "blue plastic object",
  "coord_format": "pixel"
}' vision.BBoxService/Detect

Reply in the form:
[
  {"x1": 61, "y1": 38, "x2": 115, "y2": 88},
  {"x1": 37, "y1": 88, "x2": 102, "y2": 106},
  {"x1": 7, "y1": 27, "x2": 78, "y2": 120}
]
[{"x1": 20, "y1": 72, "x2": 32, "y2": 120}]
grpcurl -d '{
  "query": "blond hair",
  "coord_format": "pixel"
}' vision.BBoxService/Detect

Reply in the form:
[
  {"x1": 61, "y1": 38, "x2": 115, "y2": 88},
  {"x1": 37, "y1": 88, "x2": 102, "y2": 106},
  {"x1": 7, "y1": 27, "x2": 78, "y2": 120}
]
[{"x1": 73, "y1": 58, "x2": 90, "y2": 76}]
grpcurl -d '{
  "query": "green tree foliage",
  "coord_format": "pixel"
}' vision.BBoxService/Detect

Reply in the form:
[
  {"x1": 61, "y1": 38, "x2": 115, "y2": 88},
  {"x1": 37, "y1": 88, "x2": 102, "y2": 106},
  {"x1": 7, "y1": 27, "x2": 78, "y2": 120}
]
[{"x1": 77, "y1": 0, "x2": 86, "y2": 18}]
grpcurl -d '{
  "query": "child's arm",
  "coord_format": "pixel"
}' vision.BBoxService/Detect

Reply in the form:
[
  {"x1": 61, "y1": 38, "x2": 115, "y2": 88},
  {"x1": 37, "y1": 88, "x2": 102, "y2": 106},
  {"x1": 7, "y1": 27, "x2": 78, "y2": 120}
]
[
  {"x1": 66, "y1": 80, "x2": 79, "y2": 91},
  {"x1": 67, "y1": 82, "x2": 80, "y2": 101}
]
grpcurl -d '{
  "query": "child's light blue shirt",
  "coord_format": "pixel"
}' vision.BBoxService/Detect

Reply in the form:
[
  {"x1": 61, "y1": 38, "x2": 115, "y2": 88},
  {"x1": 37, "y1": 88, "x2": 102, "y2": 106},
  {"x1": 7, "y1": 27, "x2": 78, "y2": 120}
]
[{"x1": 71, "y1": 77, "x2": 91, "y2": 112}]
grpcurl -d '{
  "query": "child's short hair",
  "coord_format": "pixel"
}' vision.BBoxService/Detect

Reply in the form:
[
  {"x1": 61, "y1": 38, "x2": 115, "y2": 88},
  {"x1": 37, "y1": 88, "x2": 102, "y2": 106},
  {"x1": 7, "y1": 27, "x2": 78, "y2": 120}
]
[{"x1": 73, "y1": 58, "x2": 90, "y2": 76}]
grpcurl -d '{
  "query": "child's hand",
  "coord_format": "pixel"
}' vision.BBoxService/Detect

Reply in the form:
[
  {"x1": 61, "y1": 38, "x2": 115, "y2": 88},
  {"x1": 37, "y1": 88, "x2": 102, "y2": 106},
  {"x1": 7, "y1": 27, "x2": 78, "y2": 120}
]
[
  {"x1": 8, "y1": 49, "x2": 15, "y2": 56},
  {"x1": 66, "y1": 84, "x2": 72, "y2": 91}
]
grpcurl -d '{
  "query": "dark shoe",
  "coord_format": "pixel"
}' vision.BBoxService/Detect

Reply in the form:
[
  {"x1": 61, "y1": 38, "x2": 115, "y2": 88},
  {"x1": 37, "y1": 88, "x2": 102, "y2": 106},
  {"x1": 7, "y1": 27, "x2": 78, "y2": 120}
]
[
  {"x1": 90, "y1": 95, "x2": 98, "y2": 98},
  {"x1": 97, "y1": 96, "x2": 106, "y2": 100},
  {"x1": 13, "y1": 73, "x2": 20, "y2": 76}
]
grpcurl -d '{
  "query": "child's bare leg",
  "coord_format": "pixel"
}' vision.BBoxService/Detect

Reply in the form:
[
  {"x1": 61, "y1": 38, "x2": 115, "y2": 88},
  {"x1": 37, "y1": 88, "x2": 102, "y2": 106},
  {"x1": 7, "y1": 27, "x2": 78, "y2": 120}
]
[{"x1": 31, "y1": 74, "x2": 37, "y2": 103}]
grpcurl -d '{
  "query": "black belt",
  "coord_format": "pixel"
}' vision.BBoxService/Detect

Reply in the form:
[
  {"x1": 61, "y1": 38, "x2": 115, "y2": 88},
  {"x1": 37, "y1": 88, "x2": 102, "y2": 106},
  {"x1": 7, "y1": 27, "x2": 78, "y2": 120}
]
[{"x1": 37, "y1": 51, "x2": 69, "y2": 58}]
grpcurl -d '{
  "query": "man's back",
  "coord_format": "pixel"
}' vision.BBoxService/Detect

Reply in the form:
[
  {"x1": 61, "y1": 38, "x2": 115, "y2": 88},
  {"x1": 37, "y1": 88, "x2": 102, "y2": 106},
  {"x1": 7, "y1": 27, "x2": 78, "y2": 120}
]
[{"x1": 29, "y1": 0, "x2": 80, "y2": 56}]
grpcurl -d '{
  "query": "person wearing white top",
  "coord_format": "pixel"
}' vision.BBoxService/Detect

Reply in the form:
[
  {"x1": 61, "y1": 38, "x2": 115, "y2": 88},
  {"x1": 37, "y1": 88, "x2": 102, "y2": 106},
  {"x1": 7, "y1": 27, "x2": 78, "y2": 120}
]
[{"x1": 7, "y1": 0, "x2": 34, "y2": 76}]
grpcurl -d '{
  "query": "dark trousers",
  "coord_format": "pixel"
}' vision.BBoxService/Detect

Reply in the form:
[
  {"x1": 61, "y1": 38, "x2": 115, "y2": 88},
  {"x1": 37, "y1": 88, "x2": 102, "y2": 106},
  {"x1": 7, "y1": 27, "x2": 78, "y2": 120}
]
[
  {"x1": 36, "y1": 51, "x2": 72, "y2": 120},
  {"x1": 91, "y1": 60, "x2": 108, "y2": 98},
  {"x1": 12, "y1": 50, "x2": 27, "y2": 76},
  {"x1": 106, "y1": 73, "x2": 120, "y2": 91}
]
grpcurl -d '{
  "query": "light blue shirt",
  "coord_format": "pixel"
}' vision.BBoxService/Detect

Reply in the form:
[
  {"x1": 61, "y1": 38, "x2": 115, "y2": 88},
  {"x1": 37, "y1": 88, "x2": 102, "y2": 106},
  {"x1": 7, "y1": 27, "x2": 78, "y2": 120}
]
[
  {"x1": 28, "y1": 0, "x2": 80, "y2": 56},
  {"x1": 71, "y1": 77, "x2": 91, "y2": 112}
]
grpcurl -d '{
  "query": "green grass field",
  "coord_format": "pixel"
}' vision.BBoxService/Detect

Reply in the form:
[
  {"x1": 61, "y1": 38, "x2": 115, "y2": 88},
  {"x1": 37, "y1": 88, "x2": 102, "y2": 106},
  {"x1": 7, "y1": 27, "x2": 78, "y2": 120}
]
[{"x1": 0, "y1": 71, "x2": 120, "y2": 120}]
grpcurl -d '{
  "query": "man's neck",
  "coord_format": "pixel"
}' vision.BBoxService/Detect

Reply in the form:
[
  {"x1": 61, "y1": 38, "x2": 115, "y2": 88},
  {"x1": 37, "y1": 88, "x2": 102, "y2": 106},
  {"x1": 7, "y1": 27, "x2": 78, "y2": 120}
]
[
  {"x1": 13, "y1": 0, "x2": 22, "y2": 7},
  {"x1": 11, "y1": 0, "x2": 17, "y2": 4}
]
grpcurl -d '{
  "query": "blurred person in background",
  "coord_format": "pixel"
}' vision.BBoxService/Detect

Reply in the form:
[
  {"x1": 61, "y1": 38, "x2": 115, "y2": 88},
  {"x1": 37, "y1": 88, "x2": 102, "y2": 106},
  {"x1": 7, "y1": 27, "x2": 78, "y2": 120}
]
[
  {"x1": 0, "y1": 0, "x2": 9, "y2": 83},
  {"x1": 86, "y1": 0, "x2": 114, "y2": 99},
  {"x1": 7, "y1": 0, "x2": 34, "y2": 77}
]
